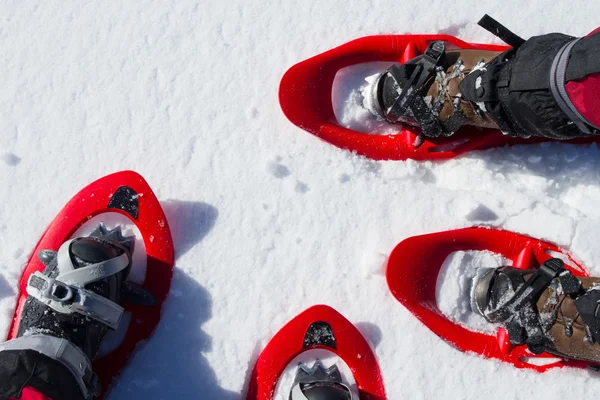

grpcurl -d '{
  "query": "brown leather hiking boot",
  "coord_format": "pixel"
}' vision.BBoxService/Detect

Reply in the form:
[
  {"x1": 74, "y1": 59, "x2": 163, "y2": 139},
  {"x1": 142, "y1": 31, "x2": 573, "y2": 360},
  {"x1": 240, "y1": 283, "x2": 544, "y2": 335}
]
[
  {"x1": 427, "y1": 49, "x2": 501, "y2": 130},
  {"x1": 537, "y1": 276, "x2": 600, "y2": 363},
  {"x1": 364, "y1": 42, "x2": 503, "y2": 137},
  {"x1": 473, "y1": 259, "x2": 600, "y2": 363}
]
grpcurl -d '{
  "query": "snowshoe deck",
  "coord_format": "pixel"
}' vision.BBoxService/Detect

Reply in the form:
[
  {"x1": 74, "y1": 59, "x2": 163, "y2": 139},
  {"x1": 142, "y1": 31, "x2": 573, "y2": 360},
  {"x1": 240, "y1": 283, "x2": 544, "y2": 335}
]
[
  {"x1": 385, "y1": 227, "x2": 594, "y2": 372},
  {"x1": 245, "y1": 305, "x2": 386, "y2": 400},
  {"x1": 6, "y1": 170, "x2": 175, "y2": 398},
  {"x1": 280, "y1": 35, "x2": 600, "y2": 160}
]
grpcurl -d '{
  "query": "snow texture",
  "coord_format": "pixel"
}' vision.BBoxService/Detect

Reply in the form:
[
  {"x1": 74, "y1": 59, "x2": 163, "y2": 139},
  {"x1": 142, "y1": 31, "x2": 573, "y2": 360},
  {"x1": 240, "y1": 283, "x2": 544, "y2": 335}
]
[
  {"x1": 333, "y1": 63, "x2": 403, "y2": 135},
  {"x1": 436, "y1": 251, "x2": 507, "y2": 334},
  {"x1": 1, "y1": 1, "x2": 600, "y2": 399}
]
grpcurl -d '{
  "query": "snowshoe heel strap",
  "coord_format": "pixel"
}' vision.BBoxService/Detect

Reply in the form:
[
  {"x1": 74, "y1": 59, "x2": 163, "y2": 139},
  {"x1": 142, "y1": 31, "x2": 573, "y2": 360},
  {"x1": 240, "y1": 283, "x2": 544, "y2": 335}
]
[
  {"x1": 27, "y1": 272, "x2": 125, "y2": 330},
  {"x1": 0, "y1": 334, "x2": 101, "y2": 399},
  {"x1": 477, "y1": 14, "x2": 525, "y2": 48},
  {"x1": 575, "y1": 289, "x2": 600, "y2": 344}
]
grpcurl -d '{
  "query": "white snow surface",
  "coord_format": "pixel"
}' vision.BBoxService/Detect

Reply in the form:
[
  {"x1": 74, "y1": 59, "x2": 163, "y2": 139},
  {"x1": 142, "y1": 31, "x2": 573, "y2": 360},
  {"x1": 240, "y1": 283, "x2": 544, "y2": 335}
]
[
  {"x1": 2, "y1": 1, "x2": 600, "y2": 398},
  {"x1": 436, "y1": 251, "x2": 508, "y2": 334}
]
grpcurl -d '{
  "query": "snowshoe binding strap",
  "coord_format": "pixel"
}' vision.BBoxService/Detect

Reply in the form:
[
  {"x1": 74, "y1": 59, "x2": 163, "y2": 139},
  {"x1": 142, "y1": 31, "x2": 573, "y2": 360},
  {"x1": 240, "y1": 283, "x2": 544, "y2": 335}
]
[
  {"x1": 0, "y1": 334, "x2": 100, "y2": 399},
  {"x1": 477, "y1": 14, "x2": 525, "y2": 48},
  {"x1": 27, "y1": 271, "x2": 125, "y2": 330},
  {"x1": 558, "y1": 269, "x2": 584, "y2": 296},
  {"x1": 26, "y1": 237, "x2": 130, "y2": 330},
  {"x1": 373, "y1": 41, "x2": 450, "y2": 137},
  {"x1": 478, "y1": 258, "x2": 572, "y2": 354},
  {"x1": 485, "y1": 259, "x2": 565, "y2": 323}
]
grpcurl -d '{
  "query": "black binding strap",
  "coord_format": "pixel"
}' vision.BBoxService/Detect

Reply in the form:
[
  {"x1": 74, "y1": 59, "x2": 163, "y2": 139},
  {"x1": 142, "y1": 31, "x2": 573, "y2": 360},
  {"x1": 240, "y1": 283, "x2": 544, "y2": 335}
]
[
  {"x1": 487, "y1": 259, "x2": 564, "y2": 323},
  {"x1": 387, "y1": 41, "x2": 445, "y2": 119},
  {"x1": 379, "y1": 41, "x2": 475, "y2": 137},
  {"x1": 385, "y1": 65, "x2": 424, "y2": 121},
  {"x1": 486, "y1": 259, "x2": 566, "y2": 353},
  {"x1": 441, "y1": 111, "x2": 467, "y2": 134},
  {"x1": 409, "y1": 95, "x2": 443, "y2": 137},
  {"x1": 383, "y1": 41, "x2": 447, "y2": 137},
  {"x1": 477, "y1": 14, "x2": 525, "y2": 48},
  {"x1": 559, "y1": 271, "x2": 583, "y2": 296}
]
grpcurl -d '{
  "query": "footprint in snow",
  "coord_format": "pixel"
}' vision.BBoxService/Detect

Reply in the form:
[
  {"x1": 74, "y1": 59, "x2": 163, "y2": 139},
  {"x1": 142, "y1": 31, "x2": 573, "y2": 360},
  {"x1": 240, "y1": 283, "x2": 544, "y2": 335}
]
[
  {"x1": 266, "y1": 160, "x2": 291, "y2": 179},
  {"x1": 465, "y1": 204, "x2": 499, "y2": 222},
  {"x1": 294, "y1": 181, "x2": 309, "y2": 194},
  {"x1": 1, "y1": 152, "x2": 21, "y2": 166},
  {"x1": 339, "y1": 173, "x2": 351, "y2": 183}
]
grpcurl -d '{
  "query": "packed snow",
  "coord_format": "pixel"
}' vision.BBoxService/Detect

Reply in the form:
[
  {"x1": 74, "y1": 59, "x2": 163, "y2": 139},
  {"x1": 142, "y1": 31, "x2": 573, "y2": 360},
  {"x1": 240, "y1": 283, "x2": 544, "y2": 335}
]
[
  {"x1": 332, "y1": 62, "x2": 402, "y2": 134},
  {"x1": 436, "y1": 250, "x2": 507, "y2": 334},
  {"x1": 2, "y1": 1, "x2": 600, "y2": 399}
]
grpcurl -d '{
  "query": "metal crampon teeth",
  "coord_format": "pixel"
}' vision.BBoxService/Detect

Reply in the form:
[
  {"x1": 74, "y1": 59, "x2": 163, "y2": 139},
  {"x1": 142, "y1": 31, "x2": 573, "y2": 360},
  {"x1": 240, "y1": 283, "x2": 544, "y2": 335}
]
[
  {"x1": 88, "y1": 223, "x2": 135, "y2": 253},
  {"x1": 294, "y1": 360, "x2": 343, "y2": 384}
]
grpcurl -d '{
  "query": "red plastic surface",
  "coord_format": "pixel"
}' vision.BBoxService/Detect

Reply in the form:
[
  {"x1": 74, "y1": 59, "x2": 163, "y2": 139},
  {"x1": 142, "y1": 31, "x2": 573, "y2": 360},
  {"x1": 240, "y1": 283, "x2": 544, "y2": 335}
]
[
  {"x1": 279, "y1": 35, "x2": 600, "y2": 160},
  {"x1": 6, "y1": 170, "x2": 175, "y2": 398},
  {"x1": 246, "y1": 305, "x2": 386, "y2": 400},
  {"x1": 386, "y1": 227, "x2": 593, "y2": 372},
  {"x1": 9, "y1": 386, "x2": 52, "y2": 400}
]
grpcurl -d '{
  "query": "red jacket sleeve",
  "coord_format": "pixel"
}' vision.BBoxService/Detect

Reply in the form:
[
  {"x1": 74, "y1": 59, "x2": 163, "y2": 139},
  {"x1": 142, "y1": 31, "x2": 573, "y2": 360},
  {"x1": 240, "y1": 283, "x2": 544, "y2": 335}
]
[
  {"x1": 8, "y1": 386, "x2": 52, "y2": 400},
  {"x1": 565, "y1": 28, "x2": 600, "y2": 129}
]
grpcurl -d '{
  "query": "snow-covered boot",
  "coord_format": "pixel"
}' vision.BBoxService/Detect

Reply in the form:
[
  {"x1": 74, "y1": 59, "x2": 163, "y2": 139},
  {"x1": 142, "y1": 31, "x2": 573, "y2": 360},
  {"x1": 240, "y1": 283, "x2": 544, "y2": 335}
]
[
  {"x1": 363, "y1": 41, "x2": 502, "y2": 138},
  {"x1": 0, "y1": 224, "x2": 153, "y2": 398},
  {"x1": 473, "y1": 258, "x2": 600, "y2": 363},
  {"x1": 289, "y1": 361, "x2": 353, "y2": 400}
]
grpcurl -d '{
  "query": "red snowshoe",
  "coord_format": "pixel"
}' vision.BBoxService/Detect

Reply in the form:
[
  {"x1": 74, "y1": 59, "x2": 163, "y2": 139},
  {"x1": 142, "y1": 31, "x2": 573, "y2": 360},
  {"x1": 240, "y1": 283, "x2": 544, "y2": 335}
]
[
  {"x1": 385, "y1": 227, "x2": 598, "y2": 372},
  {"x1": 245, "y1": 305, "x2": 386, "y2": 400},
  {"x1": 280, "y1": 21, "x2": 600, "y2": 161},
  {"x1": 5, "y1": 170, "x2": 175, "y2": 398}
]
